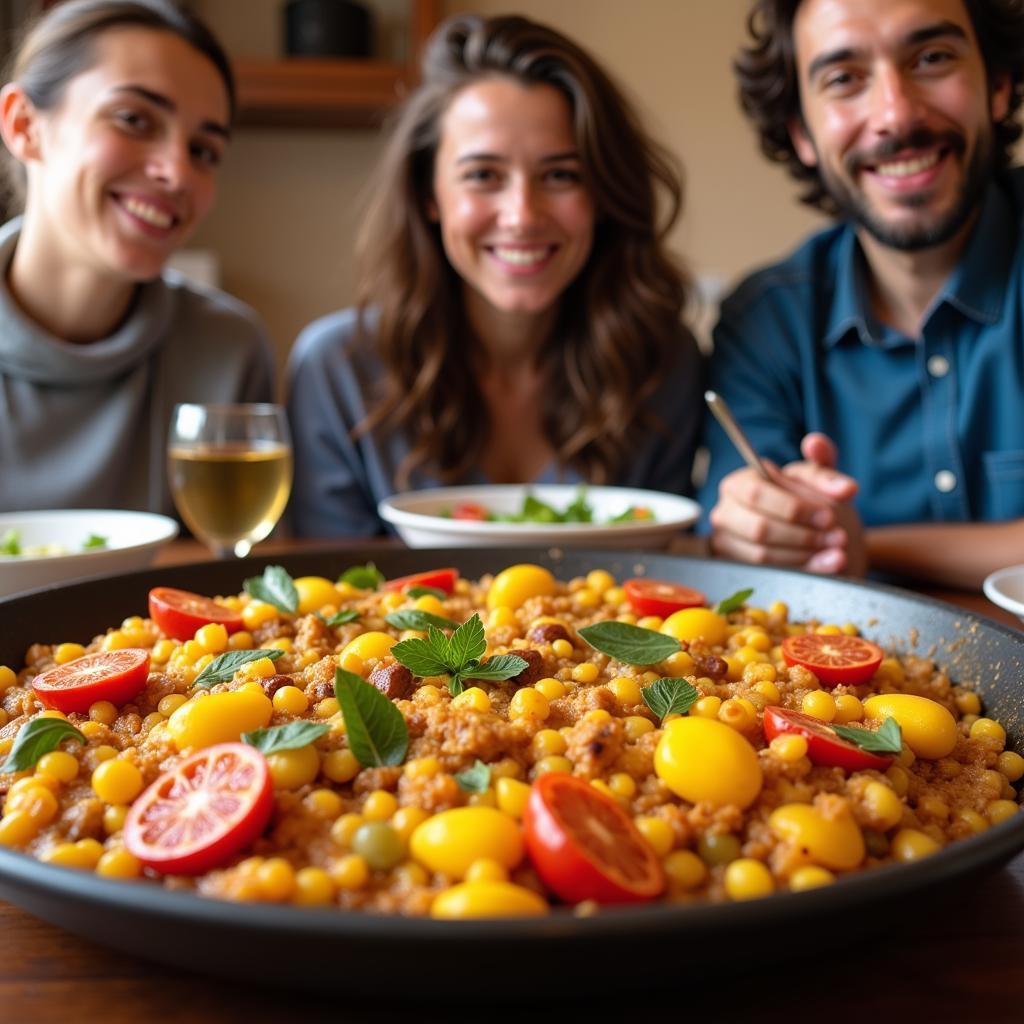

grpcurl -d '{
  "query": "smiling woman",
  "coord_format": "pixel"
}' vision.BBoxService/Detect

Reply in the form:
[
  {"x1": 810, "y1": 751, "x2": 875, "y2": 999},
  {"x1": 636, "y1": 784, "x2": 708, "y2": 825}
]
[
  {"x1": 286, "y1": 14, "x2": 704, "y2": 538},
  {"x1": 0, "y1": 0, "x2": 274, "y2": 516}
]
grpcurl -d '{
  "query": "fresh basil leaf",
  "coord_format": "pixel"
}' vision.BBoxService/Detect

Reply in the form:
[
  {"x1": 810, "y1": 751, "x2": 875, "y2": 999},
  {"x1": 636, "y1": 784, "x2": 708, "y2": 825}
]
[
  {"x1": 193, "y1": 648, "x2": 284, "y2": 688},
  {"x1": 455, "y1": 759, "x2": 491, "y2": 793},
  {"x1": 334, "y1": 668, "x2": 409, "y2": 767},
  {"x1": 0, "y1": 528, "x2": 20, "y2": 556},
  {"x1": 715, "y1": 588, "x2": 754, "y2": 615},
  {"x1": 243, "y1": 565, "x2": 299, "y2": 614},
  {"x1": 82, "y1": 533, "x2": 108, "y2": 550},
  {"x1": 322, "y1": 609, "x2": 360, "y2": 627},
  {"x1": 339, "y1": 563, "x2": 384, "y2": 590},
  {"x1": 833, "y1": 716, "x2": 903, "y2": 756},
  {"x1": 385, "y1": 609, "x2": 460, "y2": 632},
  {"x1": 641, "y1": 677, "x2": 699, "y2": 723},
  {"x1": 242, "y1": 720, "x2": 330, "y2": 754},
  {"x1": 1, "y1": 718, "x2": 85, "y2": 773},
  {"x1": 579, "y1": 620, "x2": 680, "y2": 665},
  {"x1": 449, "y1": 614, "x2": 486, "y2": 668},
  {"x1": 406, "y1": 585, "x2": 447, "y2": 600},
  {"x1": 465, "y1": 654, "x2": 529, "y2": 682},
  {"x1": 391, "y1": 635, "x2": 452, "y2": 679}
]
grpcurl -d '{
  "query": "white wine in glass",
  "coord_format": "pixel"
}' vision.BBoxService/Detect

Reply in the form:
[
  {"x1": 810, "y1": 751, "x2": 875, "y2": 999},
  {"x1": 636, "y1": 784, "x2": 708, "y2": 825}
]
[{"x1": 167, "y1": 403, "x2": 293, "y2": 558}]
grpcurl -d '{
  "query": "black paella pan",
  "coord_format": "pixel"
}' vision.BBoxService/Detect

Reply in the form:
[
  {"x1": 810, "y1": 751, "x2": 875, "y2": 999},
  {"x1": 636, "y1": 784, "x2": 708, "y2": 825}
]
[{"x1": 0, "y1": 547, "x2": 1022, "y2": 997}]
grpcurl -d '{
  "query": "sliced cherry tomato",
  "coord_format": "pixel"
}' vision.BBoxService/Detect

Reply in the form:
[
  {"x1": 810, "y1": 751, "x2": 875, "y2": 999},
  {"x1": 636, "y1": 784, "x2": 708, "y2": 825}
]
[
  {"x1": 623, "y1": 578, "x2": 707, "y2": 618},
  {"x1": 523, "y1": 773, "x2": 665, "y2": 904},
  {"x1": 763, "y1": 705, "x2": 893, "y2": 772},
  {"x1": 452, "y1": 502, "x2": 489, "y2": 521},
  {"x1": 148, "y1": 587, "x2": 244, "y2": 642},
  {"x1": 782, "y1": 633, "x2": 884, "y2": 686},
  {"x1": 382, "y1": 568, "x2": 460, "y2": 595},
  {"x1": 124, "y1": 742, "x2": 273, "y2": 876},
  {"x1": 32, "y1": 649, "x2": 150, "y2": 714}
]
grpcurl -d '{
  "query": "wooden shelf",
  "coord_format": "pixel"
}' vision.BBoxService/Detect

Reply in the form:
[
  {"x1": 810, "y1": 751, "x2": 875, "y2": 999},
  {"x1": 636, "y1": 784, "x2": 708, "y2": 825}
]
[
  {"x1": 234, "y1": 57, "x2": 410, "y2": 128},
  {"x1": 234, "y1": 0, "x2": 439, "y2": 129}
]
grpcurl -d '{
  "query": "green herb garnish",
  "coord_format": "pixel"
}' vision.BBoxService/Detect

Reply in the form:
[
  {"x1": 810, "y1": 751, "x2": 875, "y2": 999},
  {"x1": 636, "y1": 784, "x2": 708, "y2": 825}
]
[
  {"x1": 82, "y1": 533, "x2": 108, "y2": 550},
  {"x1": 0, "y1": 529, "x2": 20, "y2": 556},
  {"x1": 641, "y1": 678, "x2": 700, "y2": 723},
  {"x1": 406, "y1": 585, "x2": 446, "y2": 600},
  {"x1": 578, "y1": 620, "x2": 680, "y2": 666},
  {"x1": 391, "y1": 614, "x2": 528, "y2": 696},
  {"x1": 833, "y1": 717, "x2": 903, "y2": 756},
  {"x1": 339, "y1": 563, "x2": 385, "y2": 590},
  {"x1": 1, "y1": 718, "x2": 85, "y2": 773},
  {"x1": 193, "y1": 648, "x2": 284, "y2": 688},
  {"x1": 333, "y1": 667, "x2": 409, "y2": 767},
  {"x1": 321, "y1": 609, "x2": 360, "y2": 627},
  {"x1": 715, "y1": 588, "x2": 754, "y2": 615},
  {"x1": 384, "y1": 609, "x2": 460, "y2": 632},
  {"x1": 455, "y1": 759, "x2": 491, "y2": 793},
  {"x1": 242, "y1": 720, "x2": 330, "y2": 754},
  {"x1": 243, "y1": 565, "x2": 299, "y2": 614}
]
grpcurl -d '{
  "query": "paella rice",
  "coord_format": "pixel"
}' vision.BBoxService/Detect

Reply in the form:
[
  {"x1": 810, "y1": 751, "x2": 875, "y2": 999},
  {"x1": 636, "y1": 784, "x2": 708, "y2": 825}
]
[{"x1": 0, "y1": 561, "x2": 1019, "y2": 916}]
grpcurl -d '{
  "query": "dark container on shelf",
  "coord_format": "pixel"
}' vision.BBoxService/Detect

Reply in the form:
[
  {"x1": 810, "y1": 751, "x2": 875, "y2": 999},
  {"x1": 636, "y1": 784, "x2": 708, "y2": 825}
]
[{"x1": 284, "y1": 0, "x2": 373, "y2": 58}]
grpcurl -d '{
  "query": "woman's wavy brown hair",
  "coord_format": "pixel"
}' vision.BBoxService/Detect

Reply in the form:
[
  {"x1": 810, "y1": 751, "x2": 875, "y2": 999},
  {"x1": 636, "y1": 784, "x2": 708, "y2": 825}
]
[
  {"x1": 736, "y1": 0, "x2": 1024, "y2": 213},
  {"x1": 355, "y1": 14, "x2": 690, "y2": 487}
]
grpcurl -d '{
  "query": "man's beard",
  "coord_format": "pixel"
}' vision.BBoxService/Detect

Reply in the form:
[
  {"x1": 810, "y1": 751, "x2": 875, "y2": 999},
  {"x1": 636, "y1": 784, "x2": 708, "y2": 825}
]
[{"x1": 816, "y1": 127, "x2": 993, "y2": 252}]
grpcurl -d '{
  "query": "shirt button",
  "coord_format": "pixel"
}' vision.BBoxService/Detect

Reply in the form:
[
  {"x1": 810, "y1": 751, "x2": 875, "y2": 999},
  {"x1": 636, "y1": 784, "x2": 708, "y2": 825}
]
[
  {"x1": 927, "y1": 355, "x2": 950, "y2": 378},
  {"x1": 934, "y1": 470, "x2": 957, "y2": 493}
]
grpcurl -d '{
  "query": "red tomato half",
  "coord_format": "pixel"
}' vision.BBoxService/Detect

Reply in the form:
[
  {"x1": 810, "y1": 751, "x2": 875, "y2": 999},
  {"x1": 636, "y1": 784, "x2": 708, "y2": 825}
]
[
  {"x1": 32, "y1": 649, "x2": 150, "y2": 714},
  {"x1": 623, "y1": 578, "x2": 707, "y2": 618},
  {"x1": 782, "y1": 633, "x2": 884, "y2": 687},
  {"x1": 763, "y1": 705, "x2": 893, "y2": 772},
  {"x1": 124, "y1": 742, "x2": 273, "y2": 876},
  {"x1": 148, "y1": 587, "x2": 243, "y2": 642},
  {"x1": 452, "y1": 502, "x2": 489, "y2": 521},
  {"x1": 524, "y1": 773, "x2": 665, "y2": 904},
  {"x1": 382, "y1": 568, "x2": 459, "y2": 595}
]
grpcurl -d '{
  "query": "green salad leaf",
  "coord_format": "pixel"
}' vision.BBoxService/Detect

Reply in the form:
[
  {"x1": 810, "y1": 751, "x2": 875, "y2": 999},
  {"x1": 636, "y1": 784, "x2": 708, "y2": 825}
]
[{"x1": 0, "y1": 529, "x2": 20, "y2": 556}]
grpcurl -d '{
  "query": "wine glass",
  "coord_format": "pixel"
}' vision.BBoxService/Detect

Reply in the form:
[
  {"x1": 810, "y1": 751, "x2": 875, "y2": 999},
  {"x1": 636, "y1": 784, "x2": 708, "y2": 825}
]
[{"x1": 167, "y1": 403, "x2": 293, "y2": 558}]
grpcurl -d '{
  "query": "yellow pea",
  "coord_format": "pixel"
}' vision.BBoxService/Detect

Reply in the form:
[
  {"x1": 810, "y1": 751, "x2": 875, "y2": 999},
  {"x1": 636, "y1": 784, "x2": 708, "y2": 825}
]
[
  {"x1": 862, "y1": 694, "x2": 958, "y2": 760},
  {"x1": 430, "y1": 880, "x2": 548, "y2": 918},
  {"x1": 487, "y1": 565, "x2": 557, "y2": 611},
  {"x1": 654, "y1": 717, "x2": 762, "y2": 809},
  {"x1": 167, "y1": 689, "x2": 273, "y2": 751},
  {"x1": 294, "y1": 576, "x2": 343, "y2": 615},
  {"x1": 769, "y1": 802, "x2": 865, "y2": 871}
]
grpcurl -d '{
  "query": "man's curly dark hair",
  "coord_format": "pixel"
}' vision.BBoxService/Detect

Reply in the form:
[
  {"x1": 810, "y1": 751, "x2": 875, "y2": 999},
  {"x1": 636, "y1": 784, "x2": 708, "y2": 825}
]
[{"x1": 735, "y1": 0, "x2": 1024, "y2": 213}]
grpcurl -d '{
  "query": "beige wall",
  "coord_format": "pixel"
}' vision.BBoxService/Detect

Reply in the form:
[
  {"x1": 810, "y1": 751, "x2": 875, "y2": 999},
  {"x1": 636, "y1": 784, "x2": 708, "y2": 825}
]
[{"x1": 191, "y1": 0, "x2": 828, "y2": 389}]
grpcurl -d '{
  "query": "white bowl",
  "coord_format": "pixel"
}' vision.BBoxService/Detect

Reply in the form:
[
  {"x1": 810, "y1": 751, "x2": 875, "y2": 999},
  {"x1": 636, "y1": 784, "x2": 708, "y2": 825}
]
[
  {"x1": 0, "y1": 509, "x2": 179, "y2": 598},
  {"x1": 983, "y1": 564, "x2": 1024, "y2": 623},
  {"x1": 378, "y1": 484, "x2": 700, "y2": 549}
]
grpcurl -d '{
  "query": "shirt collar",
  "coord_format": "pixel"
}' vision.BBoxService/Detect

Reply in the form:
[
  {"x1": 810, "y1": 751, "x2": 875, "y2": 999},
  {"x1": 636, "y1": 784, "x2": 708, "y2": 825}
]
[{"x1": 822, "y1": 177, "x2": 1015, "y2": 348}]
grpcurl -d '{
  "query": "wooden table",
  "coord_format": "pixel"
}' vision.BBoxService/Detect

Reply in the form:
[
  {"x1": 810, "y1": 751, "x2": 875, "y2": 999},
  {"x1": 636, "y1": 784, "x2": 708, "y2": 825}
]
[{"x1": 2, "y1": 539, "x2": 1022, "y2": 1023}]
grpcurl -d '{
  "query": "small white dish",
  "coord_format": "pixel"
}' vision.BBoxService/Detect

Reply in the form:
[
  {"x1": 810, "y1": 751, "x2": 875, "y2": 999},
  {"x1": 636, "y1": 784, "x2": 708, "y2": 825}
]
[
  {"x1": 378, "y1": 484, "x2": 700, "y2": 549},
  {"x1": 0, "y1": 509, "x2": 179, "y2": 598},
  {"x1": 983, "y1": 565, "x2": 1024, "y2": 623}
]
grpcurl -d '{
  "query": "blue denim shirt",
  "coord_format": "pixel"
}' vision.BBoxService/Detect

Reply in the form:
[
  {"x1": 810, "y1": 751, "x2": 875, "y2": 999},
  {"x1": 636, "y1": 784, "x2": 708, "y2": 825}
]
[{"x1": 699, "y1": 168, "x2": 1024, "y2": 528}]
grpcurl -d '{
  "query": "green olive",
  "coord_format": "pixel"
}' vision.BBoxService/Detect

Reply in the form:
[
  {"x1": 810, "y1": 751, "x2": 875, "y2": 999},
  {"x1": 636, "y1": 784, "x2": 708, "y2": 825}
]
[
  {"x1": 351, "y1": 822, "x2": 404, "y2": 871},
  {"x1": 697, "y1": 833, "x2": 741, "y2": 866}
]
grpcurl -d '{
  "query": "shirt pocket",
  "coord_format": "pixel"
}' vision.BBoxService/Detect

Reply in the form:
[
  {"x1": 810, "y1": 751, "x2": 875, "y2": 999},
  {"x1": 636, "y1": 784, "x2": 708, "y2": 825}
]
[{"x1": 982, "y1": 450, "x2": 1024, "y2": 520}]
